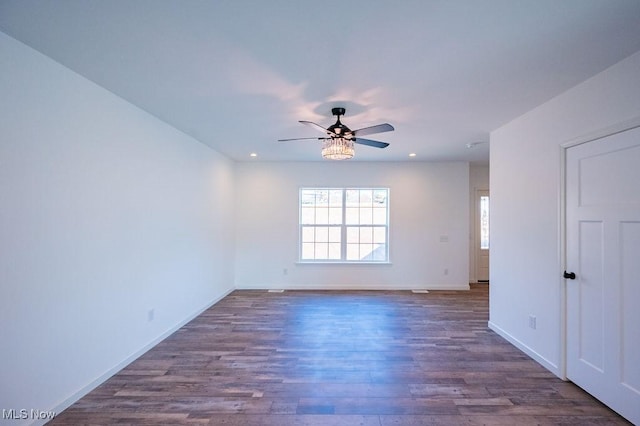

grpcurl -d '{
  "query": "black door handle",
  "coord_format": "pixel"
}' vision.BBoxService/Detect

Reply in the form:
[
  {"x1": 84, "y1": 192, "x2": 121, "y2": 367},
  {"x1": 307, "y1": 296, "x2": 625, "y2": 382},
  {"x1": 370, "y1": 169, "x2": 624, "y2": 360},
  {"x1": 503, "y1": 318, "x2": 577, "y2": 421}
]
[{"x1": 564, "y1": 271, "x2": 576, "y2": 280}]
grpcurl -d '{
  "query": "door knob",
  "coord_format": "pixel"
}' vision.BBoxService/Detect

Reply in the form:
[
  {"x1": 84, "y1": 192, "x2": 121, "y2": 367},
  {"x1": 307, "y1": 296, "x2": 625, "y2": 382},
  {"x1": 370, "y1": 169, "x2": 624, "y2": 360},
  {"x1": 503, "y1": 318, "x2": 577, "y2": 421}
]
[{"x1": 563, "y1": 271, "x2": 576, "y2": 280}]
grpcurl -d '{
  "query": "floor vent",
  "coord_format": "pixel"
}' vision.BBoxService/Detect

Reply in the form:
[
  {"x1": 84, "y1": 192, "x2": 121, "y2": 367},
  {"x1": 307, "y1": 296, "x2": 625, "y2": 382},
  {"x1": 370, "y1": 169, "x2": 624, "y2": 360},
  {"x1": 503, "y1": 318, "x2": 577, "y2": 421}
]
[
  {"x1": 268, "y1": 289, "x2": 285, "y2": 293},
  {"x1": 411, "y1": 290, "x2": 430, "y2": 294}
]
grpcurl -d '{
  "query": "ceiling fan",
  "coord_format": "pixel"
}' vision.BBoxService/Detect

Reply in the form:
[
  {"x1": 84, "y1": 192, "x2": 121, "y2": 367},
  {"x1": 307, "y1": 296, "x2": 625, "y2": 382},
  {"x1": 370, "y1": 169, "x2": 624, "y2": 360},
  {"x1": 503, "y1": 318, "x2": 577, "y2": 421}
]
[{"x1": 278, "y1": 107, "x2": 394, "y2": 160}]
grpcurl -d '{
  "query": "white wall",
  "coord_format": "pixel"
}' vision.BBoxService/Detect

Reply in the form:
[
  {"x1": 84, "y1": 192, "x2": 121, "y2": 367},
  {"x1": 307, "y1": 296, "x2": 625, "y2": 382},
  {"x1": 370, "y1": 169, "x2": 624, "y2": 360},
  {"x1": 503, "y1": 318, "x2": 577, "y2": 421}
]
[
  {"x1": 234, "y1": 161, "x2": 469, "y2": 290},
  {"x1": 0, "y1": 32, "x2": 235, "y2": 421},
  {"x1": 469, "y1": 164, "x2": 490, "y2": 283},
  {"x1": 489, "y1": 50, "x2": 640, "y2": 376}
]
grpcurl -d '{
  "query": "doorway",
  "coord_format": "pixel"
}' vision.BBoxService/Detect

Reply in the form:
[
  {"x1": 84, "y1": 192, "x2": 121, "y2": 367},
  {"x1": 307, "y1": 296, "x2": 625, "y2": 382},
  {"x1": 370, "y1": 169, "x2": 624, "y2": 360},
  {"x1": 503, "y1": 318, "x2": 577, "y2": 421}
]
[{"x1": 475, "y1": 189, "x2": 490, "y2": 282}]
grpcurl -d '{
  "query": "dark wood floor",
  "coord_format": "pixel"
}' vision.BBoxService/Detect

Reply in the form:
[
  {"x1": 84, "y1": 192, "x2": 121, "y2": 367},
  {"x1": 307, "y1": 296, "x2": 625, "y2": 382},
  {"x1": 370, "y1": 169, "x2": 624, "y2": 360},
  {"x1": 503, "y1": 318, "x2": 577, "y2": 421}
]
[{"x1": 50, "y1": 285, "x2": 630, "y2": 425}]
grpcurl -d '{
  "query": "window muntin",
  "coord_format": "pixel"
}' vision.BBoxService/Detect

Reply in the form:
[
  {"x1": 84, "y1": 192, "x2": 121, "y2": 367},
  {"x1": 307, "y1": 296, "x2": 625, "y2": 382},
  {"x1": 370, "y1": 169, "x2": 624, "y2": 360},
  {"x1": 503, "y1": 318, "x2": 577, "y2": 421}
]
[{"x1": 299, "y1": 188, "x2": 389, "y2": 262}]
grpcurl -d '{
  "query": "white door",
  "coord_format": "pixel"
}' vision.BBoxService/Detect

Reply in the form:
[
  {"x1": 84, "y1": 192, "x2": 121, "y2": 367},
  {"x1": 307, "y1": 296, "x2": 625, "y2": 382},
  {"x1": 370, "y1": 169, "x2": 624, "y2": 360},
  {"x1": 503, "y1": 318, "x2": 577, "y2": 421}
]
[
  {"x1": 476, "y1": 190, "x2": 490, "y2": 282},
  {"x1": 565, "y1": 125, "x2": 640, "y2": 424}
]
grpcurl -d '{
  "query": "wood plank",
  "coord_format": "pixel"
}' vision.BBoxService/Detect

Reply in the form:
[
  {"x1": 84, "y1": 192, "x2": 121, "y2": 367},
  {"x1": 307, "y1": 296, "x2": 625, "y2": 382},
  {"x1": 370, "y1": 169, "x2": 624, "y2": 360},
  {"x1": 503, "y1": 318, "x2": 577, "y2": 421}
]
[{"x1": 49, "y1": 285, "x2": 631, "y2": 425}]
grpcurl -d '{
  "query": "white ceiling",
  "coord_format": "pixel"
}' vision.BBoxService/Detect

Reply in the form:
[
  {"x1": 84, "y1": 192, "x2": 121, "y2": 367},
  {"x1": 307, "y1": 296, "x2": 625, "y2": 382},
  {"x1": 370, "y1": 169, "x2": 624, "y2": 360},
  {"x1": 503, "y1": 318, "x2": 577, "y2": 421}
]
[{"x1": 2, "y1": 1, "x2": 640, "y2": 163}]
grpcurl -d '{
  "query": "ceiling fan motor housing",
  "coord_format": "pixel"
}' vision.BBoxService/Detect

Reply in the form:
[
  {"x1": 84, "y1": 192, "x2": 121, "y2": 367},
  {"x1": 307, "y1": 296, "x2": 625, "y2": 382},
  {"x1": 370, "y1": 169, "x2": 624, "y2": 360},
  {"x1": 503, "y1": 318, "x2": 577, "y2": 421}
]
[{"x1": 328, "y1": 107, "x2": 351, "y2": 137}]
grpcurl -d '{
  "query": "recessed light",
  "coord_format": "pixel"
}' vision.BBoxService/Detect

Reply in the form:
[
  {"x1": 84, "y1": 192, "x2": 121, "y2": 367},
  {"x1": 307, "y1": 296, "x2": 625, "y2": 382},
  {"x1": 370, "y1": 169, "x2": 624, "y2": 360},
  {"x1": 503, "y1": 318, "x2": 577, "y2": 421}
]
[
  {"x1": 409, "y1": 153, "x2": 417, "y2": 157},
  {"x1": 250, "y1": 153, "x2": 257, "y2": 157}
]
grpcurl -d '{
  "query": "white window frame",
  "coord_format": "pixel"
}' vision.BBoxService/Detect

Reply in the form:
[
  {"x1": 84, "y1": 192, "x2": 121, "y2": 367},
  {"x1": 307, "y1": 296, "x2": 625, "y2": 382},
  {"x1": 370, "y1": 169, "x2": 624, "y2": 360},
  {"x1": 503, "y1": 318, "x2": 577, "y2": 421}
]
[{"x1": 298, "y1": 187, "x2": 390, "y2": 263}]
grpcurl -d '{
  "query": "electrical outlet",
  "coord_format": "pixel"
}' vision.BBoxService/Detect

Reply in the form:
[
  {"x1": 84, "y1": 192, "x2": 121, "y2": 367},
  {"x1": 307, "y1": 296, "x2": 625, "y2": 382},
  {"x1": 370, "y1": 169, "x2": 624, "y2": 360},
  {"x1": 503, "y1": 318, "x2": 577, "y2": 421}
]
[
  {"x1": 148, "y1": 308, "x2": 155, "y2": 322},
  {"x1": 528, "y1": 315, "x2": 536, "y2": 330},
  {"x1": 444, "y1": 268, "x2": 449, "y2": 275},
  {"x1": 283, "y1": 268, "x2": 288, "y2": 275}
]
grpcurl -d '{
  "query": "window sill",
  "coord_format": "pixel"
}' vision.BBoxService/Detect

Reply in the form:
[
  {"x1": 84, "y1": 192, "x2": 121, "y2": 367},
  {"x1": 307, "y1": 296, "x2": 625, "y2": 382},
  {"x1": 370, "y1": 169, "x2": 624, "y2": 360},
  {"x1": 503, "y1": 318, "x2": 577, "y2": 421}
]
[{"x1": 296, "y1": 261, "x2": 392, "y2": 265}]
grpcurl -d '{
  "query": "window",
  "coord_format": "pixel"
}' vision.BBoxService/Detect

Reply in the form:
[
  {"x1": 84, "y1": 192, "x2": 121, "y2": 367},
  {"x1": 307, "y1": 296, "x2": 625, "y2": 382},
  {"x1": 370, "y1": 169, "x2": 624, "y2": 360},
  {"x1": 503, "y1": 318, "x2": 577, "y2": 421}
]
[
  {"x1": 479, "y1": 195, "x2": 489, "y2": 250},
  {"x1": 299, "y1": 188, "x2": 389, "y2": 262}
]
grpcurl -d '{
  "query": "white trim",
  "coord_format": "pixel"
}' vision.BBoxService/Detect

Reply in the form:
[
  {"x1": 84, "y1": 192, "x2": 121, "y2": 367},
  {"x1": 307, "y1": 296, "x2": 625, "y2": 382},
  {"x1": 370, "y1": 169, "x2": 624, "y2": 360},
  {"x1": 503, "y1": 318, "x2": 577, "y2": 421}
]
[
  {"x1": 44, "y1": 287, "x2": 234, "y2": 426},
  {"x1": 558, "y1": 144, "x2": 568, "y2": 380},
  {"x1": 235, "y1": 283, "x2": 471, "y2": 291},
  {"x1": 296, "y1": 261, "x2": 392, "y2": 265},
  {"x1": 560, "y1": 116, "x2": 640, "y2": 149},
  {"x1": 488, "y1": 321, "x2": 562, "y2": 379}
]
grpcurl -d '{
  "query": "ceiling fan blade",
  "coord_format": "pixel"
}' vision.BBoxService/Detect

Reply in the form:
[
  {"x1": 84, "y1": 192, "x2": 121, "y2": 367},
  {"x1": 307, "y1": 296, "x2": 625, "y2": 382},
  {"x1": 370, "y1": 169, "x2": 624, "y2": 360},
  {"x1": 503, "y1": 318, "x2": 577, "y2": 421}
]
[
  {"x1": 299, "y1": 120, "x2": 335, "y2": 136},
  {"x1": 354, "y1": 138, "x2": 390, "y2": 148},
  {"x1": 352, "y1": 123, "x2": 394, "y2": 137},
  {"x1": 277, "y1": 137, "x2": 326, "y2": 142}
]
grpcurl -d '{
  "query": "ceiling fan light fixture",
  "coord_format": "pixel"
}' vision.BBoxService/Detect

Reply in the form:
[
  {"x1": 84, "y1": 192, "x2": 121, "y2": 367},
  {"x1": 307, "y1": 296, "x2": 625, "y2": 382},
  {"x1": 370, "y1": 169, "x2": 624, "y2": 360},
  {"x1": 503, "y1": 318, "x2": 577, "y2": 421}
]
[
  {"x1": 322, "y1": 137, "x2": 354, "y2": 160},
  {"x1": 278, "y1": 107, "x2": 392, "y2": 159}
]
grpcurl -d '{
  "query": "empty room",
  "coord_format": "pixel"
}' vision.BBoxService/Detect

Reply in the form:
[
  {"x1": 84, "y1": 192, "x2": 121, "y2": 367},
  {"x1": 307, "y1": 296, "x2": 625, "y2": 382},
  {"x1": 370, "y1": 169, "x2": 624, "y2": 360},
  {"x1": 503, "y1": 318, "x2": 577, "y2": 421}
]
[{"x1": 1, "y1": 1, "x2": 639, "y2": 425}]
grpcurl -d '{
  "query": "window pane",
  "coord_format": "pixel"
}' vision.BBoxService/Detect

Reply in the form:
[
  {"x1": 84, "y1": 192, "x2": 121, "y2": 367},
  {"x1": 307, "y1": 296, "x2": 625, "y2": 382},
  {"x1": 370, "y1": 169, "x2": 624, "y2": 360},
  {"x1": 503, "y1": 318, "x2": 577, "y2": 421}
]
[
  {"x1": 372, "y1": 208, "x2": 386, "y2": 225},
  {"x1": 302, "y1": 226, "x2": 315, "y2": 242},
  {"x1": 329, "y1": 189, "x2": 342, "y2": 206},
  {"x1": 346, "y1": 189, "x2": 359, "y2": 206},
  {"x1": 360, "y1": 227, "x2": 373, "y2": 243},
  {"x1": 359, "y1": 189, "x2": 373, "y2": 206},
  {"x1": 346, "y1": 243, "x2": 359, "y2": 260},
  {"x1": 328, "y1": 227, "x2": 341, "y2": 242},
  {"x1": 301, "y1": 243, "x2": 314, "y2": 259},
  {"x1": 328, "y1": 243, "x2": 341, "y2": 259},
  {"x1": 315, "y1": 208, "x2": 328, "y2": 224},
  {"x1": 373, "y1": 189, "x2": 387, "y2": 206},
  {"x1": 372, "y1": 244, "x2": 386, "y2": 260},
  {"x1": 315, "y1": 243, "x2": 328, "y2": 259},
  {"x1": 346, "y1": 227, "x2": 359, "y2": 243},
  {"x1": 345, "y1": 207, "x2": 358, "y2": 224},
  {"x1": 373, "y1": 227, "x2": 386, "y2": 243},
  {"x1": 301, "y1": 190, "x2": 316, "y2": 205},
  {"x1": 316, "y1": 227, "x2": 328, "y2": 242},
  {"x1": 316, "y1": 190, "x2": 328, "y2": 206},
  {"x1": 301, "y1": 207, "x2": 315, "y2": 224},
  {"x1": 360, "y1": 243, "x2": 374, "y2": 260},
  {"x1": 328, "y1": 207, "x2": 342, "y2": 224},
  {"x1": 360, "y1": 208, "x2": 373, "y2": 224}
]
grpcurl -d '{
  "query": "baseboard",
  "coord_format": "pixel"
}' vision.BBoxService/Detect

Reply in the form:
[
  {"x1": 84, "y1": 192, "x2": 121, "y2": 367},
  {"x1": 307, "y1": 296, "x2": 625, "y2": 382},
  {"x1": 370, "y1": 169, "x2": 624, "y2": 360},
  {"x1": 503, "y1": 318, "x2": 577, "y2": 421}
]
[
  {"x1": 44, "y1": 286, "x2": 235, "y2": 426},
  {"x1": 235, "y1": 283, "x2": 471, "y2": 291},
  {"x1": 488, "y1": 320, "x2": 561, "y2": 378}
]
